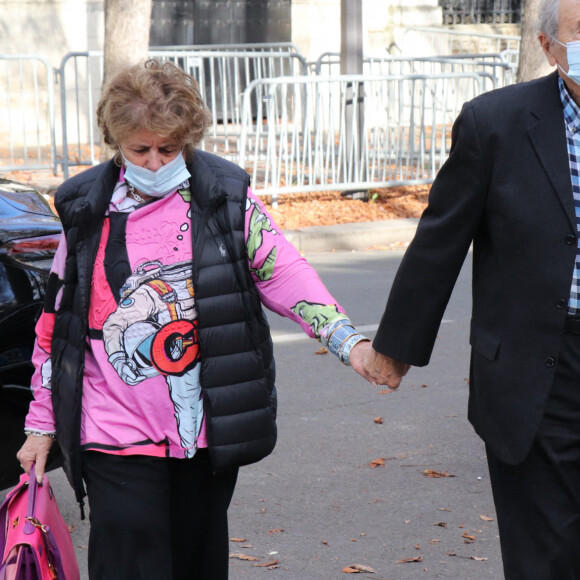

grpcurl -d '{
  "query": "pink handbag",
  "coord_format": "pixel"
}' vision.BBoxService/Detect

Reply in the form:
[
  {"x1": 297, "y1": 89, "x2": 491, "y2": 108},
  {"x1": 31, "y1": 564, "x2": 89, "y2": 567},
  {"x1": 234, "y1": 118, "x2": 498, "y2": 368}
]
[{"x1": 0, "y1": 465, "x2": 80, "y2": 580}]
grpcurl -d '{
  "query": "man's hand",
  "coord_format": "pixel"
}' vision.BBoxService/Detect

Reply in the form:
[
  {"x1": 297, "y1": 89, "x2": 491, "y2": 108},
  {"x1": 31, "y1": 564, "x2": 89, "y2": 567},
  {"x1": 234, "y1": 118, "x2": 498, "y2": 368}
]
[
  {"x1": 363, "y1": 347, "x2": 410, "y2": 389},
  {"x1": 17, "y1": 434, "x2": 54, "y2": 483}
]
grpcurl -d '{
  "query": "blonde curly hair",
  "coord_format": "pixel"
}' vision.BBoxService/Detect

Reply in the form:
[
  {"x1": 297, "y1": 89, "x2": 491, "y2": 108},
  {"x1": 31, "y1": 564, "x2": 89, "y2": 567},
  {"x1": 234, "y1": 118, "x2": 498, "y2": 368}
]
[{"x1": 97, "y1": 59, "x2": 211, "y2": 164}]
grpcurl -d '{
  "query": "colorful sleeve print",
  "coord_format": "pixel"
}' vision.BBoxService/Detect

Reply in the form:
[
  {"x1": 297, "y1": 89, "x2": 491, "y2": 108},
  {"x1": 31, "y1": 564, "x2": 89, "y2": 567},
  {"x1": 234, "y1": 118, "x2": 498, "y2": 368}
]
[
  {"x1": 246, "y1": 194, "x2": 279, "y2": 282},
  {"x1": 25, "y1": 234, "x2": 68, "y2": 432},
  {"x1": 290, "y1": 301, "x2": 346, "y2": 335},
  {"x1": 244, "y1": 189, "x2": 347, "y2": 338}
]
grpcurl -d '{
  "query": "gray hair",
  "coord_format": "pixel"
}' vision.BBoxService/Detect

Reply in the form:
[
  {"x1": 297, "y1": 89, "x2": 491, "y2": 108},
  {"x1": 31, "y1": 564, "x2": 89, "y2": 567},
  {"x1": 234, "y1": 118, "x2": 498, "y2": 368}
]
[{"x1": 537, "y1": 0, "x2": 560, "y2": 38}]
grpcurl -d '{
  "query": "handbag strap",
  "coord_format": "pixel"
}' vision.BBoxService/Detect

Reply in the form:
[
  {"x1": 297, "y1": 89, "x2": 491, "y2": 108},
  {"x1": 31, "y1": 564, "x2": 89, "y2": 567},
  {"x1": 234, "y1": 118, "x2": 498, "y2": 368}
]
[
  {"x1": 23, "y1": 464, "x2": 40, "y2": 535},
  {"x1": 0, "y1": 468, "x2": 30, "y2": 554}
]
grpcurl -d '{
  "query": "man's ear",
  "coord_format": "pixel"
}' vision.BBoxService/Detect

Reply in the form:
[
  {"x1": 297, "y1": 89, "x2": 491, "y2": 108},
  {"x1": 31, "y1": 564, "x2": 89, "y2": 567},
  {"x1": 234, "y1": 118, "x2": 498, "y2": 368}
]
[{"x1": 539, "y1": 32, "x2": 558, "y2": 66}]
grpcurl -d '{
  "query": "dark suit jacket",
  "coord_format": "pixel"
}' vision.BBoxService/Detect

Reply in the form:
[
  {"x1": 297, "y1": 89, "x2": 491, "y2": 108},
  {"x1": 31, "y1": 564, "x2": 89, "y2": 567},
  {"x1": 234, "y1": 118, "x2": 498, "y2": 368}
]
[{"x1": 373, "y1": 71, "x2": 578, "y2": 465}]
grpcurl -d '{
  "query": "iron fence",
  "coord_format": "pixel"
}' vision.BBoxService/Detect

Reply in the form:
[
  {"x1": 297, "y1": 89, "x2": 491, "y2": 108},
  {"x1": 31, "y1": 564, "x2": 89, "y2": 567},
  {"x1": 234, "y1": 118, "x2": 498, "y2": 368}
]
[
  {"x1": 313, "y1": 52, "x2": 515, "y2": 89},
  {"x1": 440, "y1": 0, "x2": 522, "y2": 25},
  {"x1": 401, "y1": 26, "x2": 520, "y2": 55},
  {"x1": 0, "y1": 55, "x2": 56, "y2": 172},
  {"x1": 238, "y1": 73, "x2": 488, "y2": 203},
  {"x1": 151, "y1": 42, "x2": 301, "y2": 53},
  {"x1": 57, "y1": 48, "x2": 308, "y2": 177},
  {"x1": 1, "y1": 38, "x2": 516, "y2": 196}
]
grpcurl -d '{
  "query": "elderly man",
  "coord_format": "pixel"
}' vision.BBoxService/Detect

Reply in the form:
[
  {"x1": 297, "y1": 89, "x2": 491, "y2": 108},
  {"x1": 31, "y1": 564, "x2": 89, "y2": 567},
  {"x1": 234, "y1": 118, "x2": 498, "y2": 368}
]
[{"x1": 364, "y1": 0, "x2": 580, "y2": 577}]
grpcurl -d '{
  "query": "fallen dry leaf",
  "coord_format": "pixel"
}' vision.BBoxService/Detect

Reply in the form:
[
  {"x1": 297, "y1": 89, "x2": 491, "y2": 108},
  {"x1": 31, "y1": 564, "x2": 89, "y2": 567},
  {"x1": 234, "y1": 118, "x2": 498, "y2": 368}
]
[
  {"x1": 449, "y1": 552, "x2": 488, "y2": 561},
  {"x1": 462, "y1": 532, "x2": 476, "y2": 544},
  {"x1": 342, "y1": 564, "x2": 377, "y2": 573},
  {"x1": 374, "y1": 417, "x2": 384, "y2": 424},
  {"x1": 433, "y1": 521, "x2": 447, "y2": 527},
  {"x1": 268, "y1": 528, "x2": 284, "y2": 535},
  {"x1": 423, "y1": 469, "x2": 456, "y2": 478},
  {"x1": 396, "y1": 554, "x2": 424, "y2": 564},
  {"x1": 369, "y1": 458, "x2": 386, "y2": 468},
  {"x1": 378, "y1": 389, "x2": 394, "y2": 394},
  {"x1": 315, "y1": 346, "x2": 329, "y2": 355},
  {"x1": 480, "y1": 514, "x2": 494, "y2": 522},
  {"x1": 229, "y1": 553, "x2": 260, "y2": 561},
  {"x1": 254, "y1": 560, "x2": 280, "y2": 568},
  {"x1": 230, "y1": 538, "x2": 247, "y2": 543}
]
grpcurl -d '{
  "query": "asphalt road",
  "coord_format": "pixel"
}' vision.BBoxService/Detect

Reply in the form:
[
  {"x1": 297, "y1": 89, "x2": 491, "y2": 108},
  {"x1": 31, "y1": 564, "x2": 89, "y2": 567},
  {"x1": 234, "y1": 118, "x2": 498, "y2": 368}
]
[{"x1": 3, "y1": 247, "x2": 504, "y2": 579}]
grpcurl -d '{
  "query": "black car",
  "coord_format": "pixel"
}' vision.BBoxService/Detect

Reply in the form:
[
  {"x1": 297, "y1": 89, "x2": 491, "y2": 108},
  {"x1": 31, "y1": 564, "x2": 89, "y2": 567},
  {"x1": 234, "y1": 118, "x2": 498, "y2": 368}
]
[{"x1": 0, "y1": 178, "x2": 62, "y2": 490}]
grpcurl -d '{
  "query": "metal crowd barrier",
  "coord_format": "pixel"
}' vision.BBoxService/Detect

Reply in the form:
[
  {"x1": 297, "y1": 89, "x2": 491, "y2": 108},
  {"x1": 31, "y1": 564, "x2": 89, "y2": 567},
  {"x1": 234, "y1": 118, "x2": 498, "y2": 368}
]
[
  {"x1": 0, "y1": 55, "x2": 56, "y2": 172},
  {"x1": 58, "y1": 49, "x2": 308, "y2": 177},
  {"x1": 401, "y1": 27, "x2": 520, "y2": 55},
  {"x1": 0, "y1": 45, "x2": 501, "y2": 197},
  {"x1": 313, "y1": 52, "x2": 516, "y2": 89},
  {"x1": 501, "y1": 48, "x2": 520, "y2": 68},
  {"x1": 151, "y1": 42, "x2": 302, "y2": 54},
  {"x1": 238, "y1": 73, "x2": 489, "y2": 203}
]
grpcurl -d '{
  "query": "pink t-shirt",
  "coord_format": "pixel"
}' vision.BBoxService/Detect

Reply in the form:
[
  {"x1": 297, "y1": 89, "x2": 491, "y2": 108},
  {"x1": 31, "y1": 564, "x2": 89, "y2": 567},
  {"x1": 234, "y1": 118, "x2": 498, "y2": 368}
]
[{"x1": 26, "y1": 182, "x2": 349, "y2": 459}]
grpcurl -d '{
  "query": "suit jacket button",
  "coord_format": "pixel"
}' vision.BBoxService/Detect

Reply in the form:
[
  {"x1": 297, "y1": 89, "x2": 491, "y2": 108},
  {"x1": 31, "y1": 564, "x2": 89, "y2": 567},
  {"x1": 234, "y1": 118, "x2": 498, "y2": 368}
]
[
  {"x1": 545, "y1": 357, "x2": 556, "y2": 368},
  {"x1": 566, "y1": 234, "x2": 576, "y2": 245},
  {"x1": 557, "y1": 298, "x2": 568, "y2": 309}
]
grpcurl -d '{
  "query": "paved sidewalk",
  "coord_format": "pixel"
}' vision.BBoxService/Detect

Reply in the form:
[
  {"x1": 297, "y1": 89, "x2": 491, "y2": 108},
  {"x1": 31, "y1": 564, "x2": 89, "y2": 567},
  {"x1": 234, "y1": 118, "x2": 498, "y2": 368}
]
[{"x1": 284, "y1": 219, "x2": 418, "y2": 253}]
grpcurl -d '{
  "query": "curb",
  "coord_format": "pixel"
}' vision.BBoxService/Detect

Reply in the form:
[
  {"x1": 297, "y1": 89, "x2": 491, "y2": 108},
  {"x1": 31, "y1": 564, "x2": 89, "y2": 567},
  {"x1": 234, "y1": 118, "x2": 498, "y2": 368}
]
[{"x1": 283, "y1": 218, "x2": 419, "y2": 253}]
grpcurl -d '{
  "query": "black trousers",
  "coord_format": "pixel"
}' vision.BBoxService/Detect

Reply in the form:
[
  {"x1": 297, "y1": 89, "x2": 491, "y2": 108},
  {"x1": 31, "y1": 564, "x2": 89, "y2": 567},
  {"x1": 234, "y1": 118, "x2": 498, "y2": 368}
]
[
  {"x1": 487, "y1": 327, "x2": 580, "y2": 580},
  {"x1": 83, "y1": 449, "x2": 238, "y2": 580}
]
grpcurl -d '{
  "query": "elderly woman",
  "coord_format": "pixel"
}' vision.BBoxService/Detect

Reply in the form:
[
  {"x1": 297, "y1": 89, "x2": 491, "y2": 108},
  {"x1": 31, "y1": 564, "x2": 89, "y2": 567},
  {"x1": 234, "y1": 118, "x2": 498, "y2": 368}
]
[{"x1": 16, "y1": 59, "x2": 372, "y2": 579}]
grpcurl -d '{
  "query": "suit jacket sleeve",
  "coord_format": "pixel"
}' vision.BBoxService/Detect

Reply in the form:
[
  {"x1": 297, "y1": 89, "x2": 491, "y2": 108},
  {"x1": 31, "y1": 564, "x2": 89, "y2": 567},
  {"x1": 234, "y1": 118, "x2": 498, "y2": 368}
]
[{"x1": 372, "y1": 101, "x2": 488, "y2": 366}]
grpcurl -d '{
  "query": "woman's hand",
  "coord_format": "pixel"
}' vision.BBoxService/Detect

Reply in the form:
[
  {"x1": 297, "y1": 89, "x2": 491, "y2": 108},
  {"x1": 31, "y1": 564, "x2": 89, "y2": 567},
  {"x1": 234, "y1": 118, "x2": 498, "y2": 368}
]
[
  {"x1": 16, "y1": 434, "x2": 54, "y2": 483},
  {"x1": 348, "y1": 340, "x2": 375, "y2": 384}
]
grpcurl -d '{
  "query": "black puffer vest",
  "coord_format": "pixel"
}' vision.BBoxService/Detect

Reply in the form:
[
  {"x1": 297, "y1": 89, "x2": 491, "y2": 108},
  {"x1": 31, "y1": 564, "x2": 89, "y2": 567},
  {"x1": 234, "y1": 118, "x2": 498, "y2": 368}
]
[{"x1": 52, "y1": 151, "x2": 277, "y2": 506}]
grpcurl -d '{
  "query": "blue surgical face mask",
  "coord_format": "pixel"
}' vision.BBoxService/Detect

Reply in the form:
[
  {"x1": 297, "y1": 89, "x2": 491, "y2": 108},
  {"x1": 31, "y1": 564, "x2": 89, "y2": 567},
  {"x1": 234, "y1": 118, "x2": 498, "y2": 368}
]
[
  {"x1": 554, "y1": 38, "x2": 580, "y2": 86},
  {"x1": 121, "y1": 149, "x2": 191, "y2": 198}
]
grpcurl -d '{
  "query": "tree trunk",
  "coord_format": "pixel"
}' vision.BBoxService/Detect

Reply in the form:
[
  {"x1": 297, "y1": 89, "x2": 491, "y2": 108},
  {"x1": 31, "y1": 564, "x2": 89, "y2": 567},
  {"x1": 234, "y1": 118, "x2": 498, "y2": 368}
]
[
  {"x1": 517, "y1": 0, "x2": 552, "y2": 82},
  {"x1": 100, "y1": 0, "x2": 152, "y2": 160}
]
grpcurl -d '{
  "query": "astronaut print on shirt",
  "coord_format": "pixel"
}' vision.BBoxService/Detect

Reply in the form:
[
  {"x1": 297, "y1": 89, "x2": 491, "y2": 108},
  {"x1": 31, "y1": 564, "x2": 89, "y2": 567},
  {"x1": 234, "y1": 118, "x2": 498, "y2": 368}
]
[{"x1": 103, "y1": 259, "x2": 202, "y2": 457}]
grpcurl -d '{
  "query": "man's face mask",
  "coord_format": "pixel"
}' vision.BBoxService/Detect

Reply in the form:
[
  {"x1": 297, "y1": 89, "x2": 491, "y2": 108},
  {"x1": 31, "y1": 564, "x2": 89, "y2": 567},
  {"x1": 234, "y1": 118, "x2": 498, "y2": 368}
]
[{"x1": 553, "y1": 37, "x2": 580, "y2": 86}]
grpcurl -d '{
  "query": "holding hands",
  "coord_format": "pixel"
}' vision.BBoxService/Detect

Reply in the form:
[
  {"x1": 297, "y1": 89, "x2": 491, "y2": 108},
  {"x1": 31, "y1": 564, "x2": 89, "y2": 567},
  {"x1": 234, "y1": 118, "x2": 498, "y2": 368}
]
[
  {"x1": 362, "y1": 347, "x2": 410, "y2": 390},
  {"x1": 348, "y1": 341, "x2": 410, "y2": 390}
]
